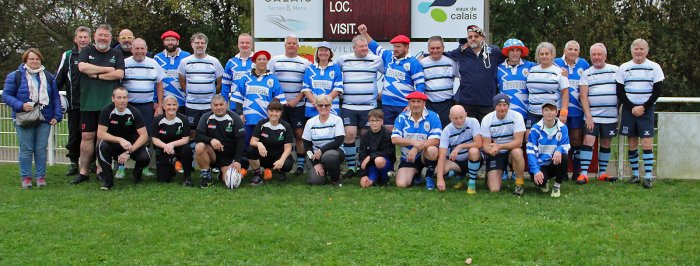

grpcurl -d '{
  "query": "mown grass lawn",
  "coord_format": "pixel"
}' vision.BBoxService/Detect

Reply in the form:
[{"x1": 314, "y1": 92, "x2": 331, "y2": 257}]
[{"x1": 0, "y1": 163, "x2": 698, "y2": 265}]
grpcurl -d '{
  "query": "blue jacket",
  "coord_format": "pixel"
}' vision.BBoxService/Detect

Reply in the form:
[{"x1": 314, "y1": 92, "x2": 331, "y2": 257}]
[
  {"x1": 2, "y1": 64, "x2": 63, "y2": 122},
  {"x1": 446, "y1": 44, "x2": 503, "y2": 106},
  {"x1": 526, "y1": 119, "x2": 570, "y2": 174}
]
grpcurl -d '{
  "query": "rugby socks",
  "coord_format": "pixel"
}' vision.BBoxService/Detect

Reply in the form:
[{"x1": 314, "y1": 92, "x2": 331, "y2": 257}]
[
  {"x1": 628, "y1": 150, "x2": 640, "y2": 177},
  {"x1": 467, "y1": 160, "x2": 480, "y2": 182},
  {"x1": 296, "y1": 153, "x2": 305, "y2": 169},
  {"x1": 643, "y1": 149, "x2": 654, "y2": 180},
  {"x1": 598, "y1": 147, "x2": 611, "y2": 174},
  {"x1": 579, "y1": 146, "x2": 593, "y2": 176},
  {"x1": 367, "y1": 166, "x2": 378, "y2": 183},
  {"x1": 343, "y1": 143, "x2": 357, "y2": 172},
  {"x1": 571, "y1": 146, "x2": 581, "y2": 174}
]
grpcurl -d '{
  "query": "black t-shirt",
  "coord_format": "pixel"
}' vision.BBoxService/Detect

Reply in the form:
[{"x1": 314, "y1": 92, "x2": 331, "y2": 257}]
[
  {"x1": 196, "y1": 110, "x2": 245, "y2": 147},
  {"x1": 153, "y1": 113, "x2": 191, "y2": 144},
  {"x1": 79, "y1": 45, "x2": 125, "y2": 111},
  {"x1": 98, "y1": 103, "x2": 145, "y2": 143},
  {"x1": 253, "y1": 119, "x2": 293, "y2": 157}
]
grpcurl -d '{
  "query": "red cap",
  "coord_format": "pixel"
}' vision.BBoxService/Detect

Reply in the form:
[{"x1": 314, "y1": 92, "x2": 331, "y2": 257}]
[
  {"x1": 160, "y1": 30, "x2": 180, "y2": 40},
  {"x1": 389, "y1": 35, "x2": 411, "y2": 44},
  {"x1": 252, "y1": 50, "x2": 271, "y2": 62},
  {"x1": 406, "y1": 91, "x2": 428, "y2": 101}
]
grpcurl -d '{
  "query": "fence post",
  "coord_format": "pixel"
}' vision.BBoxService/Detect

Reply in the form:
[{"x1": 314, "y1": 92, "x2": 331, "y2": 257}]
[{"x1": 48, "y1": 124, "x2": 55, "y2": 166}]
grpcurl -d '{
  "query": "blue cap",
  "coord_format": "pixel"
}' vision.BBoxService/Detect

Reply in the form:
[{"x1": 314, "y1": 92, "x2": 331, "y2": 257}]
[{"x1": 493, "y1": 93, "x2": 510, "y2": 106}]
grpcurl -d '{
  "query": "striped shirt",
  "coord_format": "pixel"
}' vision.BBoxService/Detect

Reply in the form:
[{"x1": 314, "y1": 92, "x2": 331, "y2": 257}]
[
  {"x1": 154, "y1": 49, "x2": 191, "y2": 106},
  {"x1": 336, "y1": 53, "x2": 385, "y2": 111},
  {"x1": 526, "y1": 64, "x2": 570, "y2": 115},
  {"x1": 439, "y1": 118, "x2": 481, "y2": 161},
  {"x1": 368, "y1": 40, "x2": 426, "y2": 107},
  {"x1": 554, "y1": 56, "x2": 590, "y2": 117},
  {"x1": 177, "y1": 55, "x2": 224, "y2": 110},
  {"x1": 616, "y1": 59, "x2": 665, "y2": 105},
  {"x1": 392, "y1": 108, "x2": 442, "y2": 161},
  {"x1": 122, "y1": 57, "x2": 165, "y2": 104},
  {"x1": 230, "y1": 71, "x2": 287, "y2": 126},
  {"x1": 480, "y1": 109, "x2": 526, "y2": 153},
  {"x1": 420, "y1": 56, "x2": 459, "y2": 102},
  {"x1": 526, "y1": 119, "x2": 571, "y2": 174},
  {"x1": 268, "y1": 55, "x2": 311, "y2": 107},
  {"x1": 498, "y1": 59, "x2": 536, "y2": 118},
  {"x1": 302, "y1": 114, "x2": 345, "y2": 152},
  {"x1": 221, "y1": 53, "x2": 253, "y2": 108},
  {"x1": 579, "y1": 64, "x2": 620, "y2": 123},
  {"x1": 302, "y1": 63, "x2": 343, "y2": 117}
]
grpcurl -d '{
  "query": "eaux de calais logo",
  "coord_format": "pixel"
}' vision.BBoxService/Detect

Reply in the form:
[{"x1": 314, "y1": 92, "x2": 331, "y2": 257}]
[{"x1": 418, "y1": 0, "x2": 457, "y2": 22}]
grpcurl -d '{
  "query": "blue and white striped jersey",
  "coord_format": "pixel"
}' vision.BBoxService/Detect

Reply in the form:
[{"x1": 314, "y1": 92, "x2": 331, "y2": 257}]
[
  {"x1": 526, "y1": 64, "x2": 570, "y2": 115},
  {"x1": 335, "y1": 53, "x2": 385, "y2": 111},
  {"x1": 554, "y1": 57, "x2": 590, "y2": 117},
  {"x1": 368, "y1": 40, "x2": 426, "y2": 107},
  {"x1": 420, "y1": 56, "x2": 459, "y2": 102},
  {"x1": 222, "y1": 53, "x2": 253, "y2": 108},
  {"x1": 579, "y1": 64, "x2": 619, "y2": 124},
  {"x1": 439, "y1": 118, "x2": 481, "y2": 161},
  {"x1": 480, "y1": 109, "x2": 526, "y2": 153},
  {"x1": 177, "y1": 55, "x2": 224, "y2": 110},
  {"x1": 302, "y1": 114, "x2": 345, "y2": 152},
  {"x1": 302, "y1": 63, "x2": 343, "y2": 117},
  {"x1": 230, "y1": 71, "x2": 287, "y2": 126},
  {"x1": 616, "y1": 59, "x2": 664, "y2": 105},
  {"x1": 391, "y1": 108, "x2": 442, "y2": 161},
  {"x1": 122, "y1": 57, "x2": 165, "y2": 104},
  {"x1": 154, "y1": 49, "x2": 191, "y2": 106},
  {"x1": 526, "y1": 119, "x2": 571, "y2": 174},
  {"x1": 268, "y1": 55, "x2": 311, "y2": 107},
  {"x1": 498, "y1": 59, "x2": 536, "y2": 118}
]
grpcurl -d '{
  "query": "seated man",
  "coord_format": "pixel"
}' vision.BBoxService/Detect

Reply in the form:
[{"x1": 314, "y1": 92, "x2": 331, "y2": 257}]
[
  {"x1": 391, "y1": 91, "x2": 442, "y2": 189},
  {"x1": 96, "y1": 87, "x2": 150, "y2": 190},
  {"x1": 195, "y1": 95, "x2": 245, "y2": 188},
  {"x1": 358, "y1": 109, "x2": 396, "y2": 188},
  {"x1": 527, "y1": 101, "x2": 570, "y2": 197},
  {"x1": 480, "y1": 94, "x2": 526, "y2": 195},
  {"x1": 435, "y1": 105, "x2": 482, "y2": 193}
]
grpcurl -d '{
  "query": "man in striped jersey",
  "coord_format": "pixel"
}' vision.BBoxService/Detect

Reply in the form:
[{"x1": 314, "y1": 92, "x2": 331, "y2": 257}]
[
  {"x1": 358, "y1": 24, "x2": 427, "y2": 132},
  {"x1": 577, "y1": 43, "x2": 619, "y2": 184},
  {"x1": 222, "y1": 33, "x2": 254, "y2": 112},
  {"x1": 122, "y1": 38, "x2": 165, "y2": 136},
  {"x1": 154, "y1": 30, "x2": 191, "y2": 114},
  {"x1": 420, "y1": 36, "x2": 460, "y2": 128},
  {"x1": 435, "y1": 105, "x2": 481, "y2": 193},
  {"x1": 268, "y1": 35, "x2": 312, "y2": 175},
  {"x1": 335, "y1": 35, "x2": 385, "y2": 179},
  {"x1": 616, "y1": 39, "x2": 664, "y2": 189},
  {"x1": 481, "y1": 94, "x2": 526, "y2": 195},
  {"x1": 178, "y1": 33, "x2": 224, "y2": 134}
]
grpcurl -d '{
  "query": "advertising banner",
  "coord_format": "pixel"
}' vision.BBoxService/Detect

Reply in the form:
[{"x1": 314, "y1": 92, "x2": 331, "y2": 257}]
[
  {"x1": 254, "y1": 0, "x2": 324, "y2": 38},
  {"x1": 411, "y1": 0, "x2": 484, "y2": 38},
  {"x1": 323, "y1": 0, "x2": 411, "y2": 41}
]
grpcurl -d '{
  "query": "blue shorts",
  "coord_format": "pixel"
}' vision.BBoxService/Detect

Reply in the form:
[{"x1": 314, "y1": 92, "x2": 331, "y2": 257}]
[
  {"x1": 585, "y1": 122, "x2": 618, "y2": 138},
  {"x1": 620, "y1": 107, "x2": 655, "y2": 137},
  {"x1": 566, "y1": 116, "x2": 584, "y2": 129},
  {"x1": 382, "y1": 105, "x2": 406, "y2": 126},
  {"x1": 341, "y1": 108, "x2": 370, "y2": 128}
]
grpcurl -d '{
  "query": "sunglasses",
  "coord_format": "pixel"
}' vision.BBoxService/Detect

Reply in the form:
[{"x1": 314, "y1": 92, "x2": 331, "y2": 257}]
[
  {"x1": 118, "y1": 36, "x2": 134, "y2": 40},
  {"x1": 317, "y1": 104, "x2": 331, "y2": 108}
]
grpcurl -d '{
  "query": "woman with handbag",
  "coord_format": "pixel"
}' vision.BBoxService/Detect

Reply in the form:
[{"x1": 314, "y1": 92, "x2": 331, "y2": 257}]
[{"x1": 2, "y1": 48, "x2": 63, "y2": 188}]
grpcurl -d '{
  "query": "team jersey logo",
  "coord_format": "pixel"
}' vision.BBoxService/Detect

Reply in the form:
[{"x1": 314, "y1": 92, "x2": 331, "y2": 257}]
[
  {"x1": 329, "y1": 71, "x2": 335, "y2": 79},
  {"x1": 423, "y1": 121, "x2": 431, "y2": 132},
  {"x1": 261, "y1": 133, "x2": 269, "y2": 138},
  {"x1": 522, "y1": 69, "x2": 529, "y2": 77},
  {"x1": 225, "y1": 122, "x2": 233, "y2": 132},
  {"x1": 110, "y1": 120, "x2": 118, "y2": 125},
  {"x1": 403, "y1": 63, "x2": 410, "y2": 71},
  {"x1": 208, "y1": 124, "x2": 217, "y2": 129},
  {"x1": 555, "y1": 131, "x2": 562, "y2": 141},
  {"x1": 109, "y1": 56, "x2": 116, "y2": 64},
  {"x1": 125, "y1": 117, "x2": 133, "y2": 126},
  {"x1": 577, "y1": 68, "x2": 584, "y2": 76},
  {"x1": 267, "y1": 79, "x2": 274, "y2": 87},
  {"x1": 176, "y1": 126, "x2": 182, "y2": 135},
  {"x1": 621, "y1": 126, "x2": 629, "y2": 134},
  {"x1": 159, "y1": 130, "x2": 166, "y2": 135}
]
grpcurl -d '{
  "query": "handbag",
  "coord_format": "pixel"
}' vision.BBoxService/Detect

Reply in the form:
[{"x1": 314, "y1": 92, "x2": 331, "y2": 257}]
[{"x1": 15, "y1": 103, "x2": 44, "y2": 127}]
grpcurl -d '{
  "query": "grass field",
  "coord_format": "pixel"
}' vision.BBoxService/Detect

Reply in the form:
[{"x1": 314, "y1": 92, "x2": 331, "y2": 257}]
[{"x1": 1, "y1": 163, "x2": 698, "y2": 265}]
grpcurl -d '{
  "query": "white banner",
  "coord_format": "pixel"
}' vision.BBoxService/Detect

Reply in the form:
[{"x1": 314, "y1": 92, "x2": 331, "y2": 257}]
[
  {"x1": 254, "y1": 0, "x2": 324, "y2": 38},
  {"x1": 411, "y1": 0, "x2": 485, "y2": 38}
]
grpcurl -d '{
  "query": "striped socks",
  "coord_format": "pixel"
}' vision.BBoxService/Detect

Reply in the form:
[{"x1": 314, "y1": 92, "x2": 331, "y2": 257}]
[
  {"x1": 343, "y1": 143, "x2": 357, "y2": 172},
  {"x1": 628, "y1": 150, "x2": 639, "y2": 177},
  {"x1": 642, "y1": 149, "x2": 654, "y2": 179},
  {"x1": 579, "y1": 146, "x2": 593, "y2": 176},
  {"x1": 598, "y1": 147, "x2": 611, "y2": 174}
]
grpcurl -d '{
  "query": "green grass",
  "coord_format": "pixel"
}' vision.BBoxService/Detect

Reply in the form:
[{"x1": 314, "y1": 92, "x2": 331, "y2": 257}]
[{"x1": 1, "y1": 163, "x2": 698, "y2": 265}]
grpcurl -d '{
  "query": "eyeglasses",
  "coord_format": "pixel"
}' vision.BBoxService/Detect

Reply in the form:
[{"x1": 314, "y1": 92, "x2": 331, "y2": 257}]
[
  {"x1": 118, "y1": 36, "x2": 134, "y2": 40},
  {"x1": 317, "y1": 104, "x2": 331, "y2": 108},
  {"x1": 369, "y1": 119, "x2": 382, "y2": 123}
]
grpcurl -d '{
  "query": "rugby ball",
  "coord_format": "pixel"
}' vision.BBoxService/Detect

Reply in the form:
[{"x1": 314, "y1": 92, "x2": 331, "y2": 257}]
[
  {"x1": 60, "y1": 94, "x2": 69, "y2": 114},
  {"x1": 224, "y1": 168, "x2": 242, "y2": 189}
]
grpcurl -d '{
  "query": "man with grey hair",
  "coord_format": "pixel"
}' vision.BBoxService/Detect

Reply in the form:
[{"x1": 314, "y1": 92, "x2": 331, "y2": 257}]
[
  {"x1": 578, "y1": 43, "x2": 619, "y2": 184},
  {"x1": 268, "y1": 35, "x2": 311, "y2": 175},
  {"x1": 57, "y1": 26, "x2": 91, "y2": 176},
  {"x1": 421, "y1": 35, "x2": 460, "y2": 128},
  {"x1": 616, "y1": 38, "x2": 664, "y2": 189},
  {"x1": 115, "y1": 29, "x2": 135, "y2": 58},
  {"x1": 335, "y1": 34, "x2": 385, "y2": 179},
  {"x1": 72, "y1": 24, "x2": 126, "y2": 185},
  {"x1": 222, "y1": 33, "x2": 254, "y2": 112},
  {"x1": 123, "y1": 38, "x2": 165, "y2": 135}
]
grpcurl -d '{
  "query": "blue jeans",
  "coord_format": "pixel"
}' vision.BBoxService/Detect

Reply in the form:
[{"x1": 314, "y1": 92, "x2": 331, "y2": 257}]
[{"x1": 15, "y1": 122, "x2": 51, "y2": 179}]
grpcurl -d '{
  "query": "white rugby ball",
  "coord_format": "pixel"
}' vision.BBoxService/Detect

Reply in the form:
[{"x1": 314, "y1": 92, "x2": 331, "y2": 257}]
[
  {"x1": 60, "y1": 94, "x2": 69, "y2": 114},
  {"x1": 224, "y1": 168, "x2": 242, "y2": 189}
]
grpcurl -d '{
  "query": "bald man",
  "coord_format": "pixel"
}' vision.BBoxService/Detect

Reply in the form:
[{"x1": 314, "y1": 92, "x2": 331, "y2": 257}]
[
  {"x1": 435, "y1": 105, "x2": 482, "y2": 193},
  {"x1": 116, "y1": 29, "x2": 135, "y2": 57}
]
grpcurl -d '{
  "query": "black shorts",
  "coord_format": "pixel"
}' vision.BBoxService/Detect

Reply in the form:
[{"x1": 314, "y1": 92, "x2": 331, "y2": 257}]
[
  {"x1": 426, "y1": 99, "x2": 452, "y2": 128},
  {"x1": 566, "y1": 116, "x2": 584, "y2": 129},
  {"x1": 341, "y1": 108, "x2": 370, "y2": 128},
  {"x1": 585, "y1": 122, "x2": 618, "y2": 138},
  {"x1": 398, "y1": 157, "x2": 425, "y2": 170},
  {"x1": 452, "y1": 159, "x2": 470, "y2": 174},
  {"x1": 382, "y1": 105, "x2": 405, "y2": 126},
  {"x1": 620, "y1": 108, "x2": 655, "y2": 137},
  {"x1": 80, "y1": 111, "x2": 101, "y2": 132},
  {"x1": 485, "y1": 151, "x2": 510, "y2": 172},
  {"x1": 283, "y1": 106, "x2": 306, "y2": 129},
  {"x1": 213, "y1": 147, "x2": 235, "y2": 168},
  {"x1": 186, "y1": 108, "x2": 208, "y2": 130},
  {"x1": 526, "y1": 113, "x2": 543, "y2": 129}
]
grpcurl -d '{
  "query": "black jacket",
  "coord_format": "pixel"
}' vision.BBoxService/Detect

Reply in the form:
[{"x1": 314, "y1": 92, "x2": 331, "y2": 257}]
[
  {"x1": 55, "y1": 45, "x2": 81, "y2": 110},
  {"x1": 358, "y1": 127, "x2": 396, "y2": 164}
]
